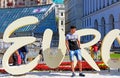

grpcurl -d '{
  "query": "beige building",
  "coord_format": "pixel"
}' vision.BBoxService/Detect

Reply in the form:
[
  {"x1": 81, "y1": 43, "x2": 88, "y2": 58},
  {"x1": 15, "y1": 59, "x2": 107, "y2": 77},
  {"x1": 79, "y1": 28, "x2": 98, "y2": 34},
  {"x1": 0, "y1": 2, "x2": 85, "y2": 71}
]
[
  {"x1": 54, "y1": 4, "x2": 65, "y2": 32},
  {"x1": 0, "y1": 0, "x2": 52, "y2": 8}
]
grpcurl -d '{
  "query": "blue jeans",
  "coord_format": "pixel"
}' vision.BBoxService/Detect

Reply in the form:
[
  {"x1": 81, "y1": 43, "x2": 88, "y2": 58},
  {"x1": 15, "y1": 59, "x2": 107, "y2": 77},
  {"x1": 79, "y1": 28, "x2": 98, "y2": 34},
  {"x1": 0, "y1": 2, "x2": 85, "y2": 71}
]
[{"x1": 69, "y1": 49, "x2": 82, "y2": 61}]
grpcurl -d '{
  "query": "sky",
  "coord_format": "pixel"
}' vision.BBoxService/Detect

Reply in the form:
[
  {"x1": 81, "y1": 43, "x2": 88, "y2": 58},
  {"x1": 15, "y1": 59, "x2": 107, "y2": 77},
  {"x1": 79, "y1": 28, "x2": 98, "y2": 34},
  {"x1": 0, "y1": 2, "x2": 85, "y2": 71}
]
[{"x1": 52, "y1": 0, "x2": 64, "y2": 4}]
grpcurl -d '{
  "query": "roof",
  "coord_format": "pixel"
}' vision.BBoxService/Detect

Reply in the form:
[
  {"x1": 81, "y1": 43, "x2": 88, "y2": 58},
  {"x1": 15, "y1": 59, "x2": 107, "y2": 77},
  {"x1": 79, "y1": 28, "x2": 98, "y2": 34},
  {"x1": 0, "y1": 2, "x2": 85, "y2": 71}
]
[
  {"x1": 34, "y1": 10, "x2": 58, "y2": 33},
  {"x1": 0, "y1": 4, "x2": 58, "y2": 34}
]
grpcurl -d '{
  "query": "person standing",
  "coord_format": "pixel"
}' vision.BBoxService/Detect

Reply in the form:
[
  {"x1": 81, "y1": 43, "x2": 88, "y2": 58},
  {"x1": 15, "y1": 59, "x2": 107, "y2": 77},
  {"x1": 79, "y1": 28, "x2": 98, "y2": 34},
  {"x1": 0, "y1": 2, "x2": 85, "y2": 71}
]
[
  {"x1": 92, "y1": 44, "x2": 99, "y2": 61},
  {"x1": 65, "y1": 26, "x2": 85, "y2": 77},
  {"x1": 12, "y1": 50, "x2": 21, "y2": 65},
  {"x1": 18, "y1": 46, "x2": 28, "y2": 64},
  {"x1": 97, "y1": 41, "x2": 102, "y2": 60}
]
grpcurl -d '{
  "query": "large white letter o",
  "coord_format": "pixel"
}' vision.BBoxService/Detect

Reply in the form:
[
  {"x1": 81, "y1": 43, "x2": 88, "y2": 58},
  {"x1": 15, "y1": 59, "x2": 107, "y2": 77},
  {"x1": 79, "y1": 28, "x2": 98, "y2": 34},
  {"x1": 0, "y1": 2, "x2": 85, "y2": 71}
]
[{"x1": 101, "y1": 29, "x2": 120, "y2": 68}]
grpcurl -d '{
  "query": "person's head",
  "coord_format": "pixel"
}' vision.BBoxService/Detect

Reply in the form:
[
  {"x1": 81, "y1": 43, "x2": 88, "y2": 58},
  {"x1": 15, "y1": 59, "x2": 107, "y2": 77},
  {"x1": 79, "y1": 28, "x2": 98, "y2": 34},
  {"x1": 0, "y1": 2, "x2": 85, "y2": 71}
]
[
  {"x1": 98, "y1": 41, "x2": 102, "y2": 44},
  {"x1": 70, "y1": 26, "x2": 76, "y2": 34}
]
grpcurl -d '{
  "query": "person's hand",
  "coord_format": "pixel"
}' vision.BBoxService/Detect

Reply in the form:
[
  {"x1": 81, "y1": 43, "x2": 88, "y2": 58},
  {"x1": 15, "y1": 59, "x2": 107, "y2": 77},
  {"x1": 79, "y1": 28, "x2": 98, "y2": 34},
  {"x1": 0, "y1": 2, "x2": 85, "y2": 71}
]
[{"x1": 67, "y1": 49, "x2": 70, "y2": 53}]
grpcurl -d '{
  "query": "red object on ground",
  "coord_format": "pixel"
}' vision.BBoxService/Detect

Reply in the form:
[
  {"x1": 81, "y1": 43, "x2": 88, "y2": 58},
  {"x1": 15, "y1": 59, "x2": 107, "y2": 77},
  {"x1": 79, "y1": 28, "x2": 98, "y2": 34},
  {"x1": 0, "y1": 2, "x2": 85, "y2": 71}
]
[
  {"x1": 0, "y1": 61, "x2": 108, "y2": 74},
  {"x1": 34, "y1": 61, "x2": 107, "y2": 71}
]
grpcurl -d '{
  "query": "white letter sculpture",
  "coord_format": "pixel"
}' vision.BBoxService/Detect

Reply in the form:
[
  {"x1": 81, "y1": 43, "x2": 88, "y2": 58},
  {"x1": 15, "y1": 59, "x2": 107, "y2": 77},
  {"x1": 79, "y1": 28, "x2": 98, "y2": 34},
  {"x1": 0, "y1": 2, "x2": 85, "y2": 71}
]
[
  {"x1": 2, "y1": 16, "x2": 40, "y2": 75},
  {"x1": 2, "y1": 16, "x2": 120, "y2": 75},
  {"x1": 101, "y1": 29, "x2": 120, "y2": 68}
]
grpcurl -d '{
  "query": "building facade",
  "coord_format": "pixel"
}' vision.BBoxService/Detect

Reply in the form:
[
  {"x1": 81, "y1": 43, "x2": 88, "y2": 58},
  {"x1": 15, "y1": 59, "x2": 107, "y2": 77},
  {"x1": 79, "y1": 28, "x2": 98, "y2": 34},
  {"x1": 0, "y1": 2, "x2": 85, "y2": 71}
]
[
  {"x1": 0, "y1": 0, "x2": 52, "y2": 8},
  {"x1": 0, "y1": 0, "x2": 65, "y2": 47},
  {"x1": 0, "y1": 0, "x2": 65, "y2": 32},
  {"x1": 55, "y1": 4, "x2": 65, "y2": 32},
  {"x1": 65, "y1": 0, "x2": 83, "y2": 33},
  {"x1": 65, "y1": 0, "x2": 120, "y2": 47}
]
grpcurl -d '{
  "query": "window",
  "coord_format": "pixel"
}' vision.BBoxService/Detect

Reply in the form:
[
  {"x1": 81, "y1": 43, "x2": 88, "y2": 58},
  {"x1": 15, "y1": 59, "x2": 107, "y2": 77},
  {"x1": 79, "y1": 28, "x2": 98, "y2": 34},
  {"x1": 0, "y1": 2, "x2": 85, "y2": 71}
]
[
  {"x1": 107, "y1": 0, "x2": 109, "y2": 6},
  {"x1": 31, "y1": 3, "x2": 33, "y2": 5},
  {"x1": 56, "y1": 5, "x2": 59, "y2": 7},
  {"x1": 61, "y1": 12, "x2": 63, "y2": 16},
  {"x1": 112, "y1": 0, "x2": 114, "y2": 4},
  {"x1": 61, "y1": 21, "x2": 64, "y2": 25}
]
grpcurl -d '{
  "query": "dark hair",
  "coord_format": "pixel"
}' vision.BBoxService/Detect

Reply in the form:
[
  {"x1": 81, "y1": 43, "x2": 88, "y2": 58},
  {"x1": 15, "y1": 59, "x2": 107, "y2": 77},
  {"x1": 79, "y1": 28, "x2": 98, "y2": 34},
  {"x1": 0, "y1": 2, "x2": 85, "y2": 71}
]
[{"x1": 70, "y1": 26, "x2": 76, "y2": 29}]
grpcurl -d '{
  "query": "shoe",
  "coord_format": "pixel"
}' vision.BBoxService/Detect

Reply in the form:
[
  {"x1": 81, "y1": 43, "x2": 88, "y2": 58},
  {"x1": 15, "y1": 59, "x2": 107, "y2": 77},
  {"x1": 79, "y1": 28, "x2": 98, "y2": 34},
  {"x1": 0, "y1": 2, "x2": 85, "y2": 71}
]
[
  {"x1": 71, "y1": 72, "x2": 76, "y2": 77},
  {"x1": 79, "y1": 73, "x2": 85, "y2": 77}
]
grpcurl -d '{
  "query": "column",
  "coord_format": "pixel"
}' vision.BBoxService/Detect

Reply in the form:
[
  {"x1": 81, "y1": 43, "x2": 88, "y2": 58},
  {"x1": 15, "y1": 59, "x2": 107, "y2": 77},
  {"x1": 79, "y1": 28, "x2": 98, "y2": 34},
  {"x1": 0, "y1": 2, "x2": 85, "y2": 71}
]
[
  {"x1": 88, "y1": 0, "x2": 90, "y2": 14},
  {"x1": 97, "y1": 0, "x2": 100, "y2": 10},
  {"x1": 100, "y1": 0, "x2": 103, "y2": 9},
  {"x1": 96, "y1": 0, "x2": 97, "y2": 10},
  {"x1": 83, "y1": 0, "x2": 86, "y2": 16},
  {"x1": 0, "y1": 0, "x2": 4, "y2": 8},
  {"x1": 12, "y1": 0, "x2": 15, "y2": 7},
  {"x1": 4, "y1": 0, "x2": 7, "y2": 8},
  {"x1": 89, "y1": 0, "x2": 91, "y2": 14},
  {"x1": 94, "y1": 0, "x2": 96, "y2": 11},
  {"x1": 91, "y1": 0, "x2": 93, "y2": 12},
  {"x1": 86, "y1": 0, "x2": 88, "y2": 15},
  {"x1": 105, "y1": 0, "x2": 107, "y2": 7},
  {"x1": 109, "y1": 0, "x2": 112, "y2": 5},
  {"x1": 87, "y1": 0, "x2": 89, "y2": 14}
]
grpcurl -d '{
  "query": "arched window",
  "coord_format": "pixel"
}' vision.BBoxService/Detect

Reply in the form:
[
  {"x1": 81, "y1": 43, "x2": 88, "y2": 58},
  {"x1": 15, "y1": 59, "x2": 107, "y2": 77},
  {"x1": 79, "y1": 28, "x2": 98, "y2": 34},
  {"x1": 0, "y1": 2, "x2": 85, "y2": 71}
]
[
  {"x1": 109, "y1": 14, "x2": 114, "y2": 31},
  {"x1": 94, "y1": 19, "x2": 98, "y2": 30},
  {"x1": 109, "y1": 14, "x2": 118, "y2": 47},
  {"x1": 101, "y1": 17, "x2": 106, "y2": 39}
]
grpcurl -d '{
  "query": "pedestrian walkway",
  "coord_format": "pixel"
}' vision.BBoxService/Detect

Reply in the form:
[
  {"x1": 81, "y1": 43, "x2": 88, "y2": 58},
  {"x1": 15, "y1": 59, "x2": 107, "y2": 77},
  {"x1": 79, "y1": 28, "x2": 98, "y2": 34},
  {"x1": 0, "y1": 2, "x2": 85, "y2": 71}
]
[{"x1": 0, "y1": 70, "x2": 120, "y2": 78}]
